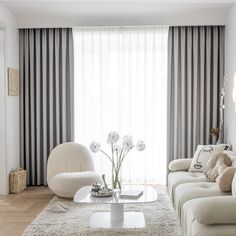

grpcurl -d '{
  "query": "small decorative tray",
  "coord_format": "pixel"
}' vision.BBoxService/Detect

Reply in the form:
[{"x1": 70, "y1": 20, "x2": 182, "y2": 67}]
[
  {"x1": 90, "y1": 175, "x2": 114, "y2": 197},
  {"x1": 90, "y1": 189, "x2": 113, "y2": 197}
]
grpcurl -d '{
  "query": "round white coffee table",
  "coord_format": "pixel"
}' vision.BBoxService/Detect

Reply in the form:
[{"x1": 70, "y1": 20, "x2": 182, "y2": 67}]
[{"x1": 74, "y1": 185, "x2": 157, "y2": 229}]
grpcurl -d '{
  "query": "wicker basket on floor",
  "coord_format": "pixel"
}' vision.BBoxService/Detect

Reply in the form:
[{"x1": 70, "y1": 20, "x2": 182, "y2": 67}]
[{"x1": 9, "y1": 167, "x2": 27, "y2": 194}]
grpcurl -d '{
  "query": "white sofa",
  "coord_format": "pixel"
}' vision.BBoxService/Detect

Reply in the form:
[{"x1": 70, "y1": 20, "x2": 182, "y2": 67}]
[
  {"x1": 168, "y1": 151, "x2": 236, "y2": 236},
  {"x1": 47, "y1": 142, "x2": 102, "y2": 198}
]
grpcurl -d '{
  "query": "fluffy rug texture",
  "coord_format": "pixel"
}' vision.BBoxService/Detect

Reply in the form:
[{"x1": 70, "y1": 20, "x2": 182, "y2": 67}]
[{"x1": 22, "y1": 185, "x2": 182, "y2": 236}]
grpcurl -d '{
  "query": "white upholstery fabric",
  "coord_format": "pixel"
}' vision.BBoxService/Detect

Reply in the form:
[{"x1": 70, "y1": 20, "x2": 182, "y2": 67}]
[
  {"x1": 168, "y1": 171, "x2": 208, "y2": 201},
  {"x1": 191, "y1": 221, "x2": 236, "y2": 236},
  {"x1": 182, "y1": 197, "x2": 236, "y2": 236},
  {"x1": 168, "y1": 159, "x2": 192, "y2": 172},
  {"x1": 47, "y1": 142, "x2": 95, "y2": 181},
  {"x1": 174, "y1": 182, "x2": 229, "y2": 218},
  {"x1": 47, "y1": 143, "x2": 102, "y2": 198},
  {"x1": 169, "y1": 164, "x2": 236, "y2": 236},
  {"x1": 232, "y1": 171, "x2": 236, "y2": 197},
  {"x1": 181, "y1": 198, "x2": 197, "y2": 236},
  {"x1": 192, "y1": 196, "x2": 236, "y2": 225},
  {"x1": 48, "y1": 171, "x2": 102, "y2": 198}
]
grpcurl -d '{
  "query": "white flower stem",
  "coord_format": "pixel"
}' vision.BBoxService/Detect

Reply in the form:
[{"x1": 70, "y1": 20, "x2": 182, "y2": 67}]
[
  {"x1": 116, "y1": 149, "x2": 119, "y2": 170},
  {"x1": 99, "y1": 149, "x2": 117, "y2": 172},
  {"x1": 117, "y1": 147, "x2": 124, "y2": 167},
  {"x1": 117, "y1": 146, "x2": 134, "y2": 174},
  {"x1": 111, "y1": 143, "x2": 115, "y2": 183},
  {"x1": 111, "y1": 143, "x2": 114, "y2": 164}
]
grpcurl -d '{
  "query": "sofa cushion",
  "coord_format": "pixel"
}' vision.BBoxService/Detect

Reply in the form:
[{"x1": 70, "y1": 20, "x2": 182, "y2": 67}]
[
  {"x1": 168, "y1": 171, "x2": 208, "y2": 202},
  {"x1": 191, "y1": 221, "x2": 236, "y2": 236},
  {"x1": 192, "y1": 196, "x2": 236, "y2": 225},
  {"x1": 174, "y1": 182, "x2": 230, "y2": 218},
  {"x1": 182, "y1": 198, "x2": 236, "y2": 236}
]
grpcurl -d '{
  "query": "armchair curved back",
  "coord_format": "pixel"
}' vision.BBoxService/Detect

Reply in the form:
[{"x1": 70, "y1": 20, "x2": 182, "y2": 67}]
[{"x1": 47, "y1": 142, "x2": 95, "y2": 182}]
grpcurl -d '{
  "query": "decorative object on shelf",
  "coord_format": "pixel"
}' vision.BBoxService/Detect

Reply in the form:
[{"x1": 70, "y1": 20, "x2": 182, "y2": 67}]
[
  {"x1": 210, "y1": 127, "x2": 220, "y2": 144},
  {"x1": 90, "y1": 131, "x2": 145, "y2": 189},
  {"x1": 218, "y1": 76, "x2": 228, "y2": 143},
  {"x1": 90, "y1": 178, "x2": 113, "y2": 197},
  {"x1": 9, "y1": 167, "x2": 27, "y2": 194},
  {"x1": 8, "y1": 68, "x2": 19, "y2": 96},
  {"x1": 233, "y1": 73, "x2": 236, "y2": 112}
]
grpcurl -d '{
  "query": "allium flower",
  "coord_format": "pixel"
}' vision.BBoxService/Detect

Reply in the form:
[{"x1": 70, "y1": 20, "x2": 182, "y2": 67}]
[
  {"x1": 107, "y1": 131, "x2": 119, "y2": 144},
  {"x1": 123, "y1": 135, "x2": 133, "y2": 142},
  {"x1": 122, "y1": 135, "x2": 133, "y2": 150},
  {"x1": 90, "y1": 142, "x2": 101, "y2": 153},
  {"x1": 136, "y1": 140, "x2": 146, "y2": 151},
  {"x1": 114, "y1": 144, "x2": 121, "y2": 153}
]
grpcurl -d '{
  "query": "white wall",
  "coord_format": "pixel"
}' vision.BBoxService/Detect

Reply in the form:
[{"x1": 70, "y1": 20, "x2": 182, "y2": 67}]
[
  {"x1": 1, "y1": 2, "x2": 232, "y2": 28},
  {"x1": 0, "y1": 4, "x2": 19, "y2": 194},
  {"x1": 225, "y1": 4, "x2": 236, "y2": 151},
  {"x1": 0, "y1": 28, "x2": 7, "y2": 194}
]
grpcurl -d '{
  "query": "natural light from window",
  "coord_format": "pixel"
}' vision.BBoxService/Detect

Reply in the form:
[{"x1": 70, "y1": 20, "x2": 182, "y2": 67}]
[{"x1": 73, "y1": 26, "x2": 168, "y2": 184}]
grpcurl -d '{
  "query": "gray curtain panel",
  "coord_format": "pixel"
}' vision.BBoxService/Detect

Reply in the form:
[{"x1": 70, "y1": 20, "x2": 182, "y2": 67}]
[
  {"x1": 19, "y1": 28, "x2": 74, "y2": 185},
  {"x1": 167, "y1": 26, "x2": 225, "y2": 166}
]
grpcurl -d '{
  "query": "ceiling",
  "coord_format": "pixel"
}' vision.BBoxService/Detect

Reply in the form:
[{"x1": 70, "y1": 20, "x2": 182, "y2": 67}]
[{"x1": 1, "y1": 0, "x2": 235, "y2": 28}]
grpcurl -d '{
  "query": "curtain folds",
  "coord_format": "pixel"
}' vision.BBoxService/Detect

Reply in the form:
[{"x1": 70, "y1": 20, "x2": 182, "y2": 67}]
[
  {"x1": 167, "y1": 26, "x2": 225, "y2": 167},
  {"x1": 19, "y1": 28, "x2": 74, "y2": 185},
  {"x1": 73, "y1": 27, "x2": 168, "y2": 184}
]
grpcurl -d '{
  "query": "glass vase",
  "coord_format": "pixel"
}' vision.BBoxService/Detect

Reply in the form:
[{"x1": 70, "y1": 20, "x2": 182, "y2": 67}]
[{"x1": 112, "y1": 168, "x2": 121, "y2": 190}]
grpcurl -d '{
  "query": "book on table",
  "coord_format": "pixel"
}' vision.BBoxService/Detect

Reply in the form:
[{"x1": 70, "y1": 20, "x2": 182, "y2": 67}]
[{"x1": 120, "y1": 189, "x2": 143, "y2": 199}]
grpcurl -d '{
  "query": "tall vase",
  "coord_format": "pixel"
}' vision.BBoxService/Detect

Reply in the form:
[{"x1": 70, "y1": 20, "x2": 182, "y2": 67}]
[{"x1": 112, "y1": 168, "x2": 121, "y2": 190}]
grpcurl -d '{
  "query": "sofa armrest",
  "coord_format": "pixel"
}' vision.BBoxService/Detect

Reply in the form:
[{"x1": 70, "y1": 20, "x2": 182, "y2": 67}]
[
  {"x1": 168, "y1": 158, "x2": 192, "y2": 171},
  {"x1": 192, "y1": 196, "x2": 236, "y2": 225}
]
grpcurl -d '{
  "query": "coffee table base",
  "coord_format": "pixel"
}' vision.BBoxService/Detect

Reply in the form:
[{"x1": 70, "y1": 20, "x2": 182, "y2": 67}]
[{"x1": 89, "y1": 212, "x2": 145, "y2": 228}]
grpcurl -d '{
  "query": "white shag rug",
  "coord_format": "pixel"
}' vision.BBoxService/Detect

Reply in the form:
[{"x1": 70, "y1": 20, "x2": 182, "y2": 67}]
[{"x1": 22, "y1": 185, "x2": 182, "y2": 236}]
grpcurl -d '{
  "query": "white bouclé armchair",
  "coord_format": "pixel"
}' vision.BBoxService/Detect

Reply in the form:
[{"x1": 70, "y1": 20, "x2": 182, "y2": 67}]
[{"x1": 47, "y1": 142, "x2": 102, "y2": 198}]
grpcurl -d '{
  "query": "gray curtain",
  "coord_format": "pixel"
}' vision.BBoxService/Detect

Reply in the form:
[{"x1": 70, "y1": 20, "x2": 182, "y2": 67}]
[
  {"x1": 167, "y1": 26, "x2": 225, "y2": 167},
  {"x1": 19, "y1": 28, "x2": 74, "y2": 185}
]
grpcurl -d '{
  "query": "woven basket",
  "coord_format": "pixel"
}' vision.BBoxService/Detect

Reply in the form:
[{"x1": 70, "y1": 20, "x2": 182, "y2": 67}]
[{"x1": 9, "y1": 167, "x2": 27, "y2": 194}]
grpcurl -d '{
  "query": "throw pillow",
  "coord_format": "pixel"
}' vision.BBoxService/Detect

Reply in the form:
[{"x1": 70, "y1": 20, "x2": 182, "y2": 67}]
[
  {"x1": 216, "y1": 167, "x2": 236, "y2": 192},
  {"x1": 168, "y1": 158, "x2": 192, "y2": 172},
  {"x1": 188, "y1": 145, "x2": 226, "y2": 172},
  {"x1": 204, "y1": 153, "x2": 232, "y2": 182},
  {"x1": 223, "y1": 150, "x2": 236, "y2": 167}
]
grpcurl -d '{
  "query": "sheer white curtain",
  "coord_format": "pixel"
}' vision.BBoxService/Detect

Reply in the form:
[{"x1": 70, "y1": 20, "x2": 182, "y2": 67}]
[{"x1": 73, "y1": 26, "x2": 168, "y2": 184}]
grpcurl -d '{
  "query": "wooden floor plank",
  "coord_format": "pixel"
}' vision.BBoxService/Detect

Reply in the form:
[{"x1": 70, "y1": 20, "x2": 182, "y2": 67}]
[{"x1": 0, "y1": 186, "x2": 53, "y2": 236}]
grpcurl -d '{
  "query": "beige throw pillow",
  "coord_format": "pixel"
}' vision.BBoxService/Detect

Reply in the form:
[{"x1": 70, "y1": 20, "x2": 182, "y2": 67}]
[
  {"x1": 188, "y1": 145, "x2": 226, "y2": 172},
  {"x1": 216, "y1": 167, "x2": 236, "y2": 192},
  {"x1": 204, "y1": 153, "x2": 232, "y2": 182}
]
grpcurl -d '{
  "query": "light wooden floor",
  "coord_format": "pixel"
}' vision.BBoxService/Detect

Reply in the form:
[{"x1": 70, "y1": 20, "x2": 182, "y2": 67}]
[{"x1": 0, "y1": 186, "x2": 54, "y2": 236}]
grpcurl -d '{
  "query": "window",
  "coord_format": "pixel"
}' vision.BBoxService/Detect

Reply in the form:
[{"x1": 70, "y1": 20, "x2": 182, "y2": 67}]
[{"x1": 73, "y1": 26, "x2": 168, "y2": 184}]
